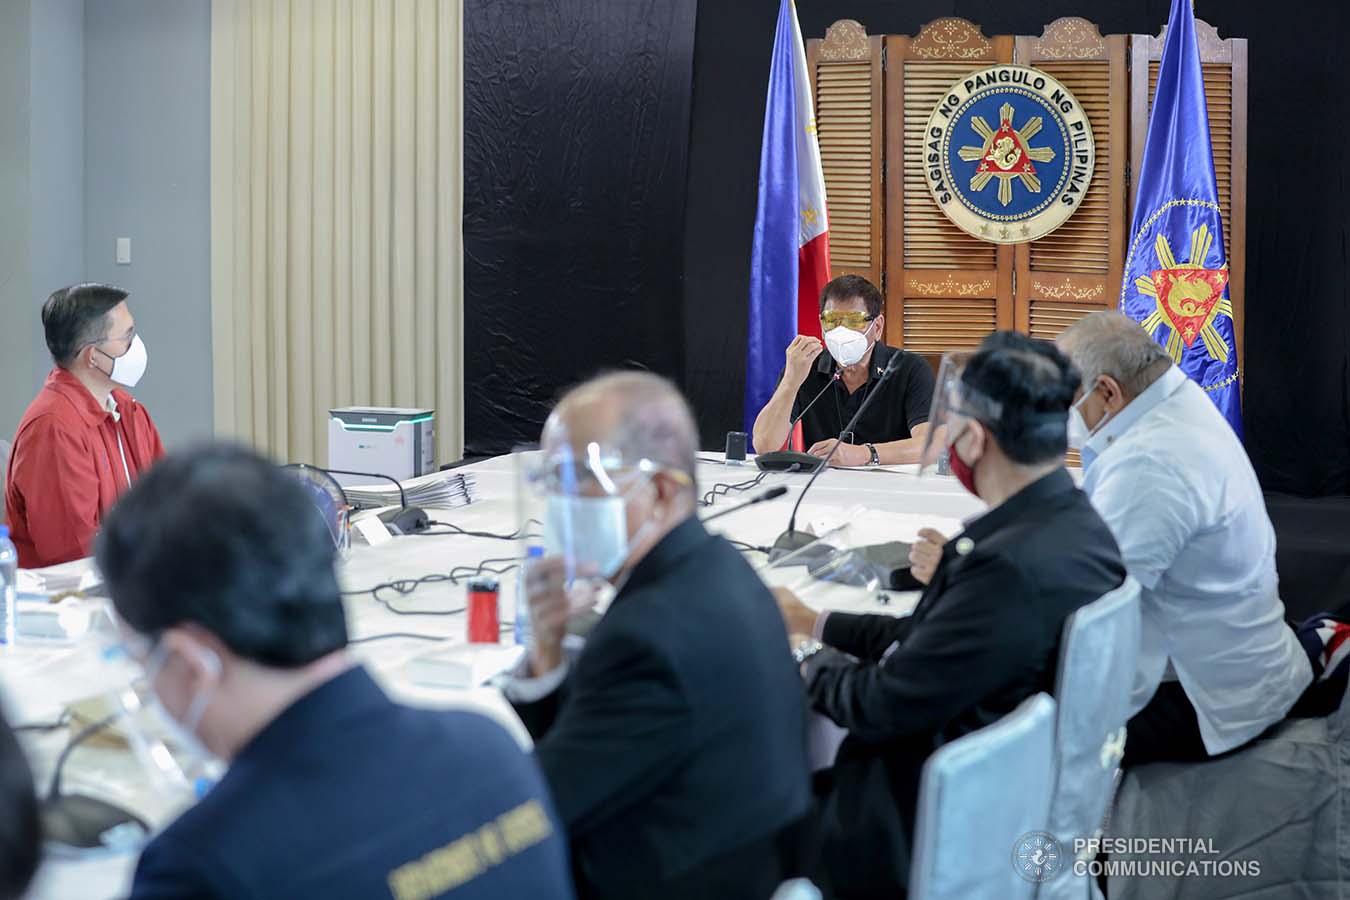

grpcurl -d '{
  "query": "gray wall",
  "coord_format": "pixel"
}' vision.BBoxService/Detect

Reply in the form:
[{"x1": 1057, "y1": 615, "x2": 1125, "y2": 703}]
[
  {"x1": 0, "y1": 0, "x2": 212, "y2": 448},
  {"x1": 0, "y1": 0, "x2": 35, "y2": 438},
  {"x1": 30, "y1": 0, "x2": 86, "y2": 387},
  {"x1": 84, "y1": 0, "x2": 212, "y2": 448}
]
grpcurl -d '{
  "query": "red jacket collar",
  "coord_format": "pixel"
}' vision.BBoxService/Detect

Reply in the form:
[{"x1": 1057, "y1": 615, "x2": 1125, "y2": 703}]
[{"x1": 43, "y1": 366, "x2": 136, "y2": 428}]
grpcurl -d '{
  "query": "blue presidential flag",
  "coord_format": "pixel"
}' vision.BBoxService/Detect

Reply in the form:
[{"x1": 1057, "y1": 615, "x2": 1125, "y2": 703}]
[{"x1": 1121, "y1": 0, "x2": 1242, "y2": 437}]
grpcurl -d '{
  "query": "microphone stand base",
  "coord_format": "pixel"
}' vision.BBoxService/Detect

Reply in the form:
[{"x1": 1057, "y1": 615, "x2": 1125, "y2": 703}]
[{"x1": 768, "y1": 528, "x2": 820, "y2": 562}]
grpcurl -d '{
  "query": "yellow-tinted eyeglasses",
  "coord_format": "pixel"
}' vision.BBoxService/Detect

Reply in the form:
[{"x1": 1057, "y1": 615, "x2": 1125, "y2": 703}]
[{"x1": 820, "y1": 310, "x2": 876, "y2": 332}]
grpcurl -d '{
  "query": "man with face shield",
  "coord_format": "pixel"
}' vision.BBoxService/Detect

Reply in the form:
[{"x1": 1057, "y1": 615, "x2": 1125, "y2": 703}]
[
  {"x1": 750, "y1": 275, "x2": 936, "y2": 466},
  {"x1": 1057, "y1": 311, "x2": 1312, "y2": 765},
  {"x1": 4, "y1": 284, "x2": 165, "y2": 568},
  {"x1": 506, "y1": 372, "x2": 812, "y2": 900},
  {"x1": 97, "y1": 445, "x2": 574, "y2": 900},
  {"x1": 775, "y1": 332, "x2": 1125, "y2": 899}
]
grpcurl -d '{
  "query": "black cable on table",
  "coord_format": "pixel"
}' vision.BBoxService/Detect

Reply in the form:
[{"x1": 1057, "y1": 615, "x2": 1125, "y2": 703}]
[
  {"x1": 414, "y1": 519, "x2": 542, "y2": 541},
  {"x1": 342, "y1": 557, "x2": 527, "y2": 616},
  {"x1": 348, "y1": 632, "x2": 448, "y2": 644},
  {"x1": 698, "y1": 471, "x2": 768, "y2": 508}
]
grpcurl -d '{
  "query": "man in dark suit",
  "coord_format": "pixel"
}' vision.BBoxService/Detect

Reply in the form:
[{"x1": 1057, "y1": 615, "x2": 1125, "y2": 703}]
[
  {"x1": 0, "y1": 711, "x2": 39, "y2": 900},
  {"x1": 506, "y1": 372, "x2": 813, "y2": 900},
  {"x1": 96, "y1": 445, "x2": 574, "y2": 900},
  {"x1": 778, "y1": 332, "x2": 1126, "y2": 899}
]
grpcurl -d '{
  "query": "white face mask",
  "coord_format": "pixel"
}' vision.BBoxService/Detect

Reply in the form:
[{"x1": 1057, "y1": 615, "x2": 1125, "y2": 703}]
[
  {"x1": 823, "y1": 323, "x2": 873, "y2": 368},
  {"x1": 1067, "y1": 403, "x2": 1091, "y2": 451},
  {"x1": 544, "y1": 493, "x2": 632, "y2": 578},
  {"x1": 98, "y1": 334, "x2": 149, "y2": 388},
  {"x1": 1068, "y1": 383, "x2": 1113, "y2": 464}
]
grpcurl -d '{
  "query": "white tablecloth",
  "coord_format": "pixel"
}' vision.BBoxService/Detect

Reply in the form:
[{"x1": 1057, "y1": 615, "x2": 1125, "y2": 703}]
[{"x1": 4, "y1": 453, "x2": 984, "y2": 899}]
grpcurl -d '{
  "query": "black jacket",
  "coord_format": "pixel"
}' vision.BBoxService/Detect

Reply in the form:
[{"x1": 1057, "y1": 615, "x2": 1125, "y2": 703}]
[
  {"x1": 511, "y1": 516, "x2": 813, "y2": 900},
  {"x1": 805, "y1": 468, "x2": 1125, "y2": 898}
]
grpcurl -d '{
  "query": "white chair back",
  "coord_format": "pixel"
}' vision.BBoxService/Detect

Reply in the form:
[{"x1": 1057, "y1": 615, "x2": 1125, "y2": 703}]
[
  {"x1": 910, "y1": 693, "x2": 1057, "y2": 900},
  {"x1": 1039, "y1": 577, "x2": 1141, "y2": 900}
]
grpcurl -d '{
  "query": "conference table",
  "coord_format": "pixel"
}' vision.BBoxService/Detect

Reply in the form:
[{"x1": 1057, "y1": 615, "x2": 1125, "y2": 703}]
[{"x1": 4, "y1": 452, "x2": 986, "y2": 899}]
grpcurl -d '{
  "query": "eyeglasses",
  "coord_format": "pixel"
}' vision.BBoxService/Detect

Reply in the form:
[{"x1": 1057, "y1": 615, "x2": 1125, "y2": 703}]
[{"x1": 820, "y1": 310, "x2": 876, "y2": 332}]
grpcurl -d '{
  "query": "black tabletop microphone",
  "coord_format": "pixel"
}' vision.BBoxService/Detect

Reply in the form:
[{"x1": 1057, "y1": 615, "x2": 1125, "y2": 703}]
[
  {"x1": 755, "y1": 371, "x2": 841, "y2": 472},
  {"x1": 770, "y1": 351, "x2": 905, "y2": 558},
  {"x1": 313, "y1": 466, "x2": 429, "y2": 535},
  {"x1": 700, "y1": 485, "x2": 788, "y2": 523}
]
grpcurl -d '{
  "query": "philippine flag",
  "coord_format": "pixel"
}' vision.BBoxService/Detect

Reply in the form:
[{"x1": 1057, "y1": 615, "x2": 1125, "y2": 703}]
[{"x1": 743, "y1": 0, "x2": 831, "y2": 447}]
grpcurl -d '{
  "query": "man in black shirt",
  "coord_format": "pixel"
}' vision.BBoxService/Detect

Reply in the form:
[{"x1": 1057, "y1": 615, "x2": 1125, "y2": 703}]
[
  {"x1": 777, "y1": 332, "x2": 1126, "y2": 898},
  {"x1": 751, "y1": 274, "x2": 935, "y2": 466}
]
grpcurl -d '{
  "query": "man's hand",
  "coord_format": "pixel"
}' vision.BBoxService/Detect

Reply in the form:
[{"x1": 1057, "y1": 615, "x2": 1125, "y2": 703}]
[
  {"x1": 807, "y1": 439, "x2": 870, "y2": 467},
  {"x1": 784, "y1": 335, "x2": 824, "y2": 386},
  {"x1": 525, "y1": 556, "x2": 595, "y2": 677},
  {"x1": 773, "y1": 587, "x2": 819, "y2": 637},
  {"x1": 908, "y1": 528, "x2": 948, "y2": 585}
]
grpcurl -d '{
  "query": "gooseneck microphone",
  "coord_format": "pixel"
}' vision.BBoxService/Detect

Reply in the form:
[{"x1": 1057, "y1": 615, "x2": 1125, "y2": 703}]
[
  {"x1": 786, "y1": 370, "x2": 841, "y2": 438},
  {"x1": 42, "y1": 713, "x2": 151, "y2": 849},
  {"x1": 771, "y1": 352, "x2": 904, "y2": 558},
  {"x1": 700, "y1": 486, "x2": 788, "y2": 523},
  {"x1": 321, "y1": 468, "x2": 409, "y2": 509},
  {"x1": 755, "y1": 371, "x2": 843, "y2": 472},
  {"x1": 311, "y1": 466, "x2": 429, "y2": 535}
]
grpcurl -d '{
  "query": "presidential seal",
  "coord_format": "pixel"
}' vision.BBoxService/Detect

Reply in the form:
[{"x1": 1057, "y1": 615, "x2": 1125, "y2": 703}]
[
  {"x1": 922, "y1": 65, "x2": 1095, "y2": 244},
  {"x1": 1012, "y1": 831, "x2": 1064, "y2": 883}
]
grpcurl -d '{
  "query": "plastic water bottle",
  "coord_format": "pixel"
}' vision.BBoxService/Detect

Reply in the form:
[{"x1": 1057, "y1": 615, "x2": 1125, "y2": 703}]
[
  {"x1": 514, "y1": 545, "x2": 545, "y2": 646},
  {"x1": 0, "y1": 525, "x2": 17, "y2": 647}
]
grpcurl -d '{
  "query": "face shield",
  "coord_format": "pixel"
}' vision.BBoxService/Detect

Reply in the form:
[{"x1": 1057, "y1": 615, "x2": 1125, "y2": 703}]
[
  {"x1": 283, "y1": 464, "x2": 351, "y2": 555},
  {"x1": 917, "y1": 352, "x2": 1004, "y2": 473},
  {"x1": 40, "y1": 620, "x2": 224, "y2": 853},
  {"x1": 518, "y1": 424, "x2": 689, "y2": 583}
]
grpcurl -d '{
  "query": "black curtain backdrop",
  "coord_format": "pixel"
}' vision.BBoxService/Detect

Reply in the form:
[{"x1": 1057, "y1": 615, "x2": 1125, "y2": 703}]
[
  {"x1": 463, "y1": 0, "x2": 696, "y2": 457},
  {"x1": 684, "y1": 0, "x2": 1350, "y2": 497},
  {"x1": 465, "y1": 0, "x2": 1350, "y2": 497}
]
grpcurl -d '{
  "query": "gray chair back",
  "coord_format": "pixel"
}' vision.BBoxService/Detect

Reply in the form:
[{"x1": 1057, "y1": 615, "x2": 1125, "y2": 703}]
[
  {"x1": 1039, "y1": 577, "x2": 1141, "y2": 900},
  {"x1": 910, "y1": 692, "x2": 1057, "y2": 900}
]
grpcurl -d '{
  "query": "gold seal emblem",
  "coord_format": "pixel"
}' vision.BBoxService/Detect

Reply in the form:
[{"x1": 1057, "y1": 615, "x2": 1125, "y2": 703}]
[{"x1": 923, "y1": 65, "x2": 1095, "y2": 244}]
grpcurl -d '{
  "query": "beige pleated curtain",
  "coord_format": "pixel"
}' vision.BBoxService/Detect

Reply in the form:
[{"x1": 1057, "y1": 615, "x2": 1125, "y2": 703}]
[{"x1": 210, "y1": 0, "x2": 464, "y2": 466}]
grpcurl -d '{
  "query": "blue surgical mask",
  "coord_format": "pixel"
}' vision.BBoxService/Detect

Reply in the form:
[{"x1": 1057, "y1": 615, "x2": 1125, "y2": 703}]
[
  {"x1": 141, "y1": 643, "x2": 225, "y2": 796},
  {"x1": 543, "y1": 493, "x2": 631, "y2": 578}
]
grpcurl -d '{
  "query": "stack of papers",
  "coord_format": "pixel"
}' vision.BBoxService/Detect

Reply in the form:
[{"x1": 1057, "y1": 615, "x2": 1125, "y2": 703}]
[{"x1": 343, "y1": 471, "x2": 476, "y2": 511}]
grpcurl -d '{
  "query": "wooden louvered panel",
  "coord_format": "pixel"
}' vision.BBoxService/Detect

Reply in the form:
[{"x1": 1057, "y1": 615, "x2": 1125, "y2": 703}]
[
  {"x1": 882, "y1": 20, "x2": 1014, "y2": 363},
  {"x1": 901, "y1": 298, "x2": 999, "y2": 354},
  {"x1": 900, "y1": 61, "x2": 997, "y2": 270},
  {"x1": 1027, "y1": 61, "x2": 1112, "y2": 274},
  {"x1": 807, "y1": 25, "x2": 884, "y2": 288},
  {"x1": 1028, "y1": 301, "x2": 1104, "y2": 340},
  {"x1": 1013, "y1": 21, "x2": 1128, "y2": 337},
  {"x1": 1131, "y1": 19, "x2": 1248, "y2": 372}
]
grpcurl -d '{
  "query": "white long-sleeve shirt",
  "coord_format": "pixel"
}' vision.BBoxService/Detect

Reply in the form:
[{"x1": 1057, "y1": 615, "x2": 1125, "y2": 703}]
[{"x1": 1082, "y1": 365, "x2": 1311, "y2": 755}]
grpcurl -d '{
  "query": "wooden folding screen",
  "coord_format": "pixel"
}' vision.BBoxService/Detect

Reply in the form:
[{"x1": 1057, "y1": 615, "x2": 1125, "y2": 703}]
[
  {"x1": 882, "y1": 19, "x2": 1014, "y2": 369},
  {"x1": 1013, "y1": 19, "x2": 1128, "y2": 342},
  {"x1": 807, "y1": 21, "x2": 884, "y2": 289},
  {"x1": 805, "y1": 15, "x2": 1247, "y2": 372}
]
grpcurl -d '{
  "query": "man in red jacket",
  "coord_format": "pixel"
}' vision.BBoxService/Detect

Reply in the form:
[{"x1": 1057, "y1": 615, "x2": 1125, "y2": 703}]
[{"x1": 4, "y1": 284, "x2": 165, "y2": 568}]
